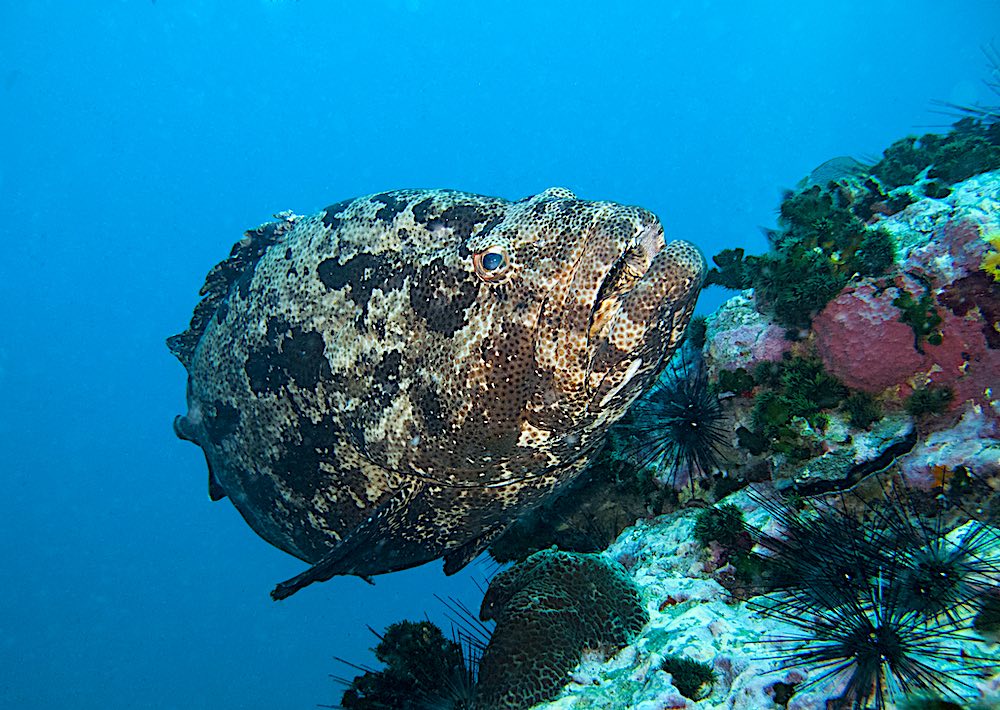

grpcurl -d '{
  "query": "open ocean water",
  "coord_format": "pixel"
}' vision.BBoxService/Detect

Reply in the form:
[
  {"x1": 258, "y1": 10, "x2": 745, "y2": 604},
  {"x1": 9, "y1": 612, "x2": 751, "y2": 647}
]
[{"x1": 2, "y1": 2, "x2": 999, "y2": 708}]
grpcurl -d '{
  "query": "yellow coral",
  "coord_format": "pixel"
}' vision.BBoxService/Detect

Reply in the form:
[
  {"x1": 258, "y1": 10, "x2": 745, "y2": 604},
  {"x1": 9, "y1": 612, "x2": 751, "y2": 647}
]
[{"x1": 983, "y1": 231, "x2": 1000, "y2": 282}]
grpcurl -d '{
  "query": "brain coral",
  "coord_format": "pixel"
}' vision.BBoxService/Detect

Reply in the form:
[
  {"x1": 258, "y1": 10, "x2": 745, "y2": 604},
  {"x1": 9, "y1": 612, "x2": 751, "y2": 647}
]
[{"x1": 476, "y1": 549, "x2": 647, "y2": 709}]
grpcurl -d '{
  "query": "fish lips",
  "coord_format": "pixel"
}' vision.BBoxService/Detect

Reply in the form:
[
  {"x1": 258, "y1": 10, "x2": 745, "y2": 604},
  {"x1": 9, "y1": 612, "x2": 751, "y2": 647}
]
[{"x1": 586, "y1": 233, "x2": 706, "y2": 411}]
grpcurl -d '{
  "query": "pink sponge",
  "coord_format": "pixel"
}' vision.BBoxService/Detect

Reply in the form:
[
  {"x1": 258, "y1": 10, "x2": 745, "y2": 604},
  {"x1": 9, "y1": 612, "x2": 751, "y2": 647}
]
[
  {"x1": 814, "y1": 277, "x2": 1000, "y2": 417},
  {"x1": 813, "y1": 280, "x2": 923, "y2": 393}
]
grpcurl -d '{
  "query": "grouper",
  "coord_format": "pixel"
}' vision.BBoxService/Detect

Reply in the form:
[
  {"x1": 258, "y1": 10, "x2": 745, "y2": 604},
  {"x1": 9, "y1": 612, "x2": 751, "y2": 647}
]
[{"x1": 168, "y1": 187, "x2": 705, "y2": 599}]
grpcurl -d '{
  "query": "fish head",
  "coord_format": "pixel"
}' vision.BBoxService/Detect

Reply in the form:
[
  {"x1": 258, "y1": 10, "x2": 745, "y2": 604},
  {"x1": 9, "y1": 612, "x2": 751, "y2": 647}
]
[{"x1": 461, "y1": 188, "x2": 705, "y2": 475}]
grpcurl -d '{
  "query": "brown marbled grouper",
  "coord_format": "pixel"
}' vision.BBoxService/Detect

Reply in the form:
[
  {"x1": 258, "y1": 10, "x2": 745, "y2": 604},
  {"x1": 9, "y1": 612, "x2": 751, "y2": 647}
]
[{"x1": 168, "y1": 187, "x2": 705, "y2": 599}]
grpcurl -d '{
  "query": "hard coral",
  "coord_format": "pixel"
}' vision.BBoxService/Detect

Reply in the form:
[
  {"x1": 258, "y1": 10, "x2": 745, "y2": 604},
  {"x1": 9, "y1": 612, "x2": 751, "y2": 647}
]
[
  {"x1": 940, "y1": 270, "x2": 1000, "y2": 349},
  {"x1": 905, "y1": 385, "x2": 954, "y2": 417},
  {"x1": 983, "y1": 243, "x2": 1000, "y2": 282},
  {"x1": 752, "y1": 249, "x2": 849, "y2": 332},
  {"x1": 740, "y1": 355, "x2": 849, "y2": 460},
  {"x1": 812, "y1": 281, "x2": 934, "y2": 392},
  {"x1": 892, "y1": 286, "x2": 943, "y2": 353},
  {"x1": 707, "y1": 179, "x2": 896, "y2": 332},
  {"x1": 871, "y1": 136, "x2": 931, "y2": 190},
  {"x1": 694, "y1": 504, "x2": 746, "y2": 548},
  {"x1": 981, "y1": 228, "x2": 1000, "y2": 283},
  {"x1": 899, "y1": 408, "x2": 1000, "y2": 490},
  {"x1": 842, "y1": 391, "x2": 883, "y2": 430},
  {"x1": 660, "y1": 654, "x2": 716, "y2": 700},
  {"x1": 813, "y1": 274, "x2": 1000, "y2": 415},
  {"x1": 706, "y1": 308, "x2": 791, "y2": 375},
  {"x1": 902, "y1": 219, "x2": 988, "y2": 290},
  {"x1": 705, "y1": 247, "x2": 756, "y2": 290},
  {"x1": 476, "y1": 550, "x2": 647, "y2": 710}
]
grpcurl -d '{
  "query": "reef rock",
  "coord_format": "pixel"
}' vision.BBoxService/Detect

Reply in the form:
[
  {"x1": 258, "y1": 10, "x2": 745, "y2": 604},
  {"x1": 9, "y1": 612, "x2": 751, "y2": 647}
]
[
  {"x1": 899, "y1": 405, "x2": 1000, "y2": 489},
  {"x1": 812, "y1": 172, "x2": 1000, "y2": 419},
  {"x1": 703, "y1": 291, "x2": 790, "y2": 380},
  {"x1": 528, "y1": 490, "x2": 1000, "y2": 709}
]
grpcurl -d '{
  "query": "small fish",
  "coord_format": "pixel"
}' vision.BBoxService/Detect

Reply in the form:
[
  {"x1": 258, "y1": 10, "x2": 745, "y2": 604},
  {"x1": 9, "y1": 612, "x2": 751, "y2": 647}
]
[
  {"x1": 798, "y1": 156, "x2": 869, "y2": 188},
  {"x1": 168, "y1": 187, "x2": 705, "y2": 598}
]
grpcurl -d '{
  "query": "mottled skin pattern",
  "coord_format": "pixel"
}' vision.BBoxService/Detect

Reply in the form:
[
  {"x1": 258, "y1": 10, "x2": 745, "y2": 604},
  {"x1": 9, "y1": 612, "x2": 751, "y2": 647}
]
[
  {"x1": 476, "y1": 550, "x2": 647, "y2": 709},
  {"x1": 168, "y1": 187, "x2": 705, "y2": 599}
]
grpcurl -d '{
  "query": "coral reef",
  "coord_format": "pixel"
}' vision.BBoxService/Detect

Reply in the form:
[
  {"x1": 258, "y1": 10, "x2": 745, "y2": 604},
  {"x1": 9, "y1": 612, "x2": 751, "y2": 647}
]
[
  {"x1": 701, "y1": 171, "x2": 1000, "y2": 499},
  {"x1": 899, "y1": 408, "x2": 1000, "y2": 491},
  {"x1": 523, "y1": 485, "x2": 1000, "y2": 710},
  {"x1": 693, "y1": 504, "x2": 746, "y2": 549},
  {"x1": 743, "y1": 478, "x2": 1000, "y2": 709},
  {"x1": 983, "y1": 231, "x2": 1000, "y2": 281},
  {"x1": 892, "y1": 282, "x2": 944, "y2": 352},
  {"x1": 940, "y1": 269, "x2": 1000, "y2": 349},
  {"x1": 905, "y1": 384, "x2": 954, "y2": 417},
  {"x1": 331, "y1": 118, "x2": 1000, "y2": 710},
  {"x1": 660, "y1": 655, "x2": 716, "y2": 700},
  {"x1": 705, "y1": 115, "x2": 1000, "y2": 342},
  {"x1": 842, "y1": 391, "x2": 882, "y2": 430},
  {"x1": 476, "y1": 550, "x2": 647, "y2": 709},
  {"x1": 812, "y1": 281, "x2": 927, "y2": 393},
  {"x1": 486, "y1": 451, "x2": 673, "y2": 565},
  {"x1": 704, "y1": 293, "x2": 791, "y2": 379},
  {"x1": 706, "y1": 176, "x2": 898, "y2": 332},
  {"x1": 515, "y1": 150, "x2": 1000, "y2": 710},
  {"x1": 871, "y1": 118, "x2": 1000, "y2": 189}
]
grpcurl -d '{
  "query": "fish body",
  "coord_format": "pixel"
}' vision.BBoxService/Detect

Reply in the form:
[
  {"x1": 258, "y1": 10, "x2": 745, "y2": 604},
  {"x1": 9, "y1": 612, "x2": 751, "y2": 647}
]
[
  {"x1": 797, "y1": 156, "x2": 869, "y2": 189},
  {"x1": 168, "y1": 187, "x2": 705, "y2": 598}
]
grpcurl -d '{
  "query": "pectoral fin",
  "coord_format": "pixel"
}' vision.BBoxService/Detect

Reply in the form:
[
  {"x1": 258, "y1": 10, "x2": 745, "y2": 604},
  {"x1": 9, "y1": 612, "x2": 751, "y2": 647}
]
[
  {"x1": 443, "y1": 521, "x2": 508, "y2": 575},
  {"x1": 270, "y1": 482, "x2": 423, "y2": 600}
]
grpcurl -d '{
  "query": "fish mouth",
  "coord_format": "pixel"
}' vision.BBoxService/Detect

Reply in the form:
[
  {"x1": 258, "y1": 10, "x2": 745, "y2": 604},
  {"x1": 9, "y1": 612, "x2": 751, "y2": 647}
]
[
  {"x1": 584, "y1": 232, "x2": 705, "y2": 409},
  {"x1": 586, "y1": 223, "x2": 666, "y2": 344}
]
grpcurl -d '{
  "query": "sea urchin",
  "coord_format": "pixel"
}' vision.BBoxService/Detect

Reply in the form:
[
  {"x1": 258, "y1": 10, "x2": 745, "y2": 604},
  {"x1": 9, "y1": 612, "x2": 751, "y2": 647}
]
[
  {"x1": 618, "y1": 355, "x2": 729, "y2": 486},
  {"x1": 744, "y1": 478, "x2": 1000, "y2": 709}
]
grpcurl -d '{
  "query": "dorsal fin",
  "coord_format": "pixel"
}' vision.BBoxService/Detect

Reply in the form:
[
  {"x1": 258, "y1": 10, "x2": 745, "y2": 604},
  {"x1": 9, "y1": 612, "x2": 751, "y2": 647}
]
[{"x1": 167, "y1": 212, "x2": 300, "y2": 369}]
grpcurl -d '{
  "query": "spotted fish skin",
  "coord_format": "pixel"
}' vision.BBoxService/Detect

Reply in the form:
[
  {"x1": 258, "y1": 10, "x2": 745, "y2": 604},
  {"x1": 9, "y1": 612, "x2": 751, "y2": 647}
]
[{"x1": 168, "y1": 187, "x2": 705, "y2": 598}]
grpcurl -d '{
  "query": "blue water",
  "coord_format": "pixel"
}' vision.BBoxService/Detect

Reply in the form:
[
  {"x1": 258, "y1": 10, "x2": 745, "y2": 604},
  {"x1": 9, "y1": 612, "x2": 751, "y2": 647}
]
[{"x1": 1, "y1": 2, "x2": 997, "y2": 708}]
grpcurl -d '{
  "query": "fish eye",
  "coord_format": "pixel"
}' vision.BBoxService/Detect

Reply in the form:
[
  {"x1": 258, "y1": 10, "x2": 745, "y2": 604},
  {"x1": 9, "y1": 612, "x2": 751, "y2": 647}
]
[
  {"x1": 474, "y1": 246, "x2": 510, "y2": 281},
  {"x1": 482, "y1": 251, "x2": 505, "y2": 271}
]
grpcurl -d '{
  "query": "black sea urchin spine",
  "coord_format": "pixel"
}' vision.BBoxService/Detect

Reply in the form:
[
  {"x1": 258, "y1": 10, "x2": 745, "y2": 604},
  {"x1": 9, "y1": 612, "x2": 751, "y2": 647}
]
[
  {"x1": 620, "y1": 353, "x2": 729, "y2": 486},
  {"x1": 752, "y1": 572, "x2": 992, "y2": 709},
  {"x1": 744, "y1": 478, "x2": 1000, "y2": 709}
]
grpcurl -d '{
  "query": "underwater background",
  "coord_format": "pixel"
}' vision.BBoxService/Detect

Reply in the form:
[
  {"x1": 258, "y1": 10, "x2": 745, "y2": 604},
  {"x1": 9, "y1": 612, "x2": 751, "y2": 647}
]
[{"x1": 2, "y1": 1, "x2": 1000, "y2": 708}]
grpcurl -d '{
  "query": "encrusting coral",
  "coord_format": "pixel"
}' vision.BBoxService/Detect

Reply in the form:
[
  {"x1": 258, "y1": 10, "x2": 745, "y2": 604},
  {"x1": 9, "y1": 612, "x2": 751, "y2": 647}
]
[{"x1": 982, "y1": 230, "x2": 1000, "y2": 282}]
